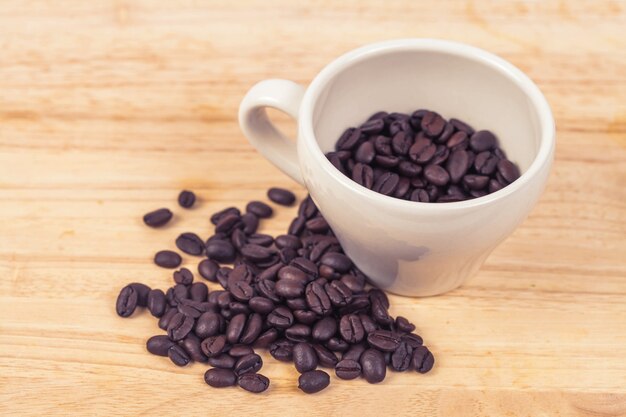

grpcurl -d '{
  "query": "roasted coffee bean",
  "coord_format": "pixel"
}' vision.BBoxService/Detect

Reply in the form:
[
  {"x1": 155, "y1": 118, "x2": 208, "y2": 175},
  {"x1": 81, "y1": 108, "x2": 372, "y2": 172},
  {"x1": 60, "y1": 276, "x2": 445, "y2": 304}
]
[
  {"x1": 231, "y1": 228, "x2": 247, "y2": 250},
  {"x1": 279, "y1": 247, "x2": 297, "y2": 264},
  {"x1": 285, "y1": 299, "x2": 307, "y2": 312},
  {"x1": 450, "y1": 118, "x2": 475, "y2": 134},
  {"x1": 293, "y1": 342, "x2": 318, "y2": 373},
  {"x1": 229, "y1": 302, "x2": 250, "y2": 315},
  {"x1": 189, "y1": 282, "x2": 208, "y2": 302},
  {"x1": 210, "y1": 207, "x2": 240, "y2": 225},
  {"x1": 305, "y1": 282, "x2": 332, "y2": 316},
  {"x1": 178, "y1": 190, "x2": 196, "y2": 208},
  {"x1": 395, "y1": 316, "x2": 416, "y2": 333},
  {"x1": 446, "y1": 130, "x2": 468, "y2": 150},
  {"x1": 358, "y1": 314, "x2": 377, "y2": 334},
  {"x1": 291, "y1": 257, "x2": 319, "y2": 277},
  {"x1": 269, "y1": 339, "x2": 294, "y2": 361},
  {"x1": 298, "y1": 370, "x2": 330, "y2": 394},
  {"x1": 305, "y1": 217, "x2": 329, "y2": 234},
  {"x1": 339, "y1": 294, "x2": 371, "y2": 316},
  {"x1": 390, "y1": 342, "x2": 413, "y2": 371},
  {"x1": 226, "y1": 313, "x2": 247, "y2": 344},
  {"x1": 116, "y1": 285, "x2": 138, "y2": 317},
  {"x1": 438, "y1": 122, "x2": 455, "y2": 144},
  {"x1": 147, "y1": 289, "x2": 167, "y2": 317},
  {"x1": 154, "y1": 250, "x2": 182, "y2": 268},
  {"x1": 205, "y1": 368, "x2": 237, "y2": 388},
  {"x1": 173, "y1": 268, "x2": 194, "y2": 285},
  {"x1": 342, "y1": 343, "x2": 366, "y2": 362},
  {"x1": 497, "y1": 159, "x2": 521, "y2": 183},
  {"x1": 158, "y1": 308, "x2": 177, "y2": 330},
  {"x1": 254, "y1": 328, "x2": 279, "y2": 348},
  {"x1": 288, "y1": 216, "x2": 306, "y2": 236},
  {"x1": 229, "y1": 280, "x2": 255, "y2": 302},
  {"x1": 275, "y1": 234, "x2": 302, "y2": 250},
  {"x1": 313, "y1": 344, "x2": 338, "y2": 368},
  {"x1": 410, "y1": 188, "x2": 430, "y2": 202},
  {"x1": 285, "y1": 324, "x2": 311, "y2": 342},
  {"x1": 247, "y1": 234, "x2": 274, "y2": 248},
  {"x1": 398, "y1": 161, "x2": 422, "y2": 177},
  {"x1": 176, "y1": 232, "x2": 205, "y2": 256},
  {"x1": 216, "y1": 290, "x2": 232, "y2": 308},
  {"x1": 474, "y1": 151, "x2": 498, "y2": 175},
  {"x1": 168, "y1": 344, "x2": 191, "y2": 366},
  {"x1": 352, "y1": 163, "x2": 374, "y2": 189},
  {"x1": 470, "y1": 130, "x2": 496, "y2": 152},
  {"x1": 256, "y1": 279, "x2": 280, "y2": 303},
  {"x1": 326, "y1": 337, "x2": 350, "y2": 352},
  {"x1": 275, "y1": 279, "x2": 305, "y2": 299},
  {"x1": 391, "y1": 131, "x2": 412, "y2": 155},
  {"x1": 373, "y1": 135, "x2": 392, "y2": 155},
  {"x1": 143, "y1": 208, "x2": 173, "y2": 228},
  {"x1": 146, "y1": 335, "x2": 175, "y2": 356},
  {"x1": 241, "y1": 213, "x2": 259, "y2": 235},
  {"x1": 234, "y1": 353, "x2": 263, "y2": 376},
  {"x1": 336, "y1": 127, "x2": 360, "y2": 150},
  {"x1": 245, "y1": 201, "x2": 273, "y2": 218},
  {"x1": 446, "y1": 149, "x2": 470, "y2": 183},
  {"x1": 171, "y1": 284, "x2": 189, "y2": 305},
  {"x1": 229, "y1": 344, "x2": 254, "y2": 358},
  {"x1": 167, "y1": 312, "x2": 194, "y2": 341},
  {"x1": 319, "y1": 264, "x2": 340, "y2": 279},
  {"x1": 177, "y1": 299, "x2": 204, "y2": 318},
  {"x1": 361, "y1": 117, "x2": 385, "y2": 134},
  {"x1": 240, "y1": 313, "x2": 263, "y2": 345},
  {"x1": 335, "y1": 359, "x2": 361, "y2": 380},
  {"x1": 298, "y1": 196, "x2": 318, "y2": 219},
  {"x1": 198, "y1": 259, "x2": 219, "y2": 282},
  {"x1": 372, "y1": 172, "x2": 399, "y2": 196},
  {"x1": 423, "y1": 164, "x2": 450, "y2": 187},
  {"x1": 367, "y1": 330, "x2": 401, "y2": 352},
  {"x1": 208, "y1": 354, "x2": 236, "y2": 369},
  {"x1": 328, "y1": 153, "x2": 345, "y2": 173},
  {"x1": 370, "y1": 298, "x2": 393, "y2": 326},
  {"x1": 267, "y1": 187, "x2": 296, "y2": 206},
  {"x1": 126, "y1": 283, "x2": 150, "y2": 307},
  {"x1": 238, "y1": 373, "x2": 270, "y2": 393},
  {"x1": 241, "y1": 244, "x2": 274, "y2": 262},
  {"x1": 421, "y1": 111, "x2": 445, "y2": 137},
  {"x1": 201, "y1": 335, "x2": 227, "y2": 358},
  {"x1": 215, "y1": 213, "x2": 243, "y2": 234},
  {"x1": 340, "y1": 274, "x2": 365, "y2": 293},
  {"x1": 312, "y1": 316, "x2": 337, "y2": 341},
  {"x1": 360, "y1": 348, "x2": 386, "y2": 383},
  {"x1": 411, "y1": 345, "x2": 435, "y2": 373},
  {"x1": 195, "y1": 312, "x2": 224, "y2": 339},
  {"x1": 205, "y1": 239, "x2": 236, "y2": 263},
  {"x1": 248, "y1": 297, "x2": 275, "y2": 315},
  {"x1": 339, "y1": 314, "x2": 365, "y2": 344},
  {"x1": 325, "y1": 281, "x2": 352, "y2": 306},
  {"x1": 320, "y1": 252, "x2": 352, "y2": 273},
  {"x1": 267, "y1": 306, "x2": 294, "y2": 329},
  {"x1": 293, "y1": 309, "x2": 318, "y2": 325},
  {"x1": 409, "y1": 137, "x2": 437, "y2": 164},
  {"x1": 180, "y1": 333, "x2": 207, "y2": 362},
  {"x1": 354, "y1": 141, "x2": 376, "y2": 164}
]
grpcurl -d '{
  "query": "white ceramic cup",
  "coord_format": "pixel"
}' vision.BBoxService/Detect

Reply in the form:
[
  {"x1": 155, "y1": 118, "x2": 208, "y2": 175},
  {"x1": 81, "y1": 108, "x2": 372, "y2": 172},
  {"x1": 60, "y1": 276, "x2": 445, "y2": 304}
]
[{"x1": 239, "y1": 39, "x2": 555, "y2": 296}]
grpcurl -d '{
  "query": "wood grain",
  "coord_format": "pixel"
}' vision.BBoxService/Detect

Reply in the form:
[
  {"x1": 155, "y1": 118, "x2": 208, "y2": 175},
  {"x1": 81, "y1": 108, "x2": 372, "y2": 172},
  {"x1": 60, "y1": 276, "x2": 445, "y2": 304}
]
[{"x1": 0, "y1": 1, "x2": 625, "y2": 416}]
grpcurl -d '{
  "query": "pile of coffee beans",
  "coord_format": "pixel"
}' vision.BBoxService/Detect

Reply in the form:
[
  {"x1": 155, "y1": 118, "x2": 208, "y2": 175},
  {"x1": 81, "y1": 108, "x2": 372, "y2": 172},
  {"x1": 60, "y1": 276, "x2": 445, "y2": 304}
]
[
  {"x1": 116, "y1": 188, "x2": 434, "y2": 394},
  {"x1": 326, "y1": 110, "x2": 521, "y2": 202}
]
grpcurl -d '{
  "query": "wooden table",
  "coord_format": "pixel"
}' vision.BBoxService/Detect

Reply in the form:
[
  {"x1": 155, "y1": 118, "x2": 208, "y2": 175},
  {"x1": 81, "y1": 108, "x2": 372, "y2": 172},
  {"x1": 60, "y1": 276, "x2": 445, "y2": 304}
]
[{"x1": 1, "y1": 1, "x2": 625, "y2": 415}]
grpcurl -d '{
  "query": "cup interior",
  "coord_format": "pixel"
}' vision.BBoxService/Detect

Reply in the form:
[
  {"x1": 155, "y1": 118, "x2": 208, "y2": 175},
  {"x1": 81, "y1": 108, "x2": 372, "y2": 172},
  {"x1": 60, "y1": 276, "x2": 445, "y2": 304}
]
[{"x1": 310, "y1": 43, "x2": 544, "y2": 174}]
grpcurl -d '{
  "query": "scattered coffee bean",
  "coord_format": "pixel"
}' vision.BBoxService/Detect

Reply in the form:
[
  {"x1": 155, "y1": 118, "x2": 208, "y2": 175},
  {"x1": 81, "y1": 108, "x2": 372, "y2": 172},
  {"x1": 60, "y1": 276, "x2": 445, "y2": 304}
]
[
  {"x1": 246, "y1": 201, "x2": 273, "y2": 218},
  {"x1": 267, "y1": 187, "x2": 296, "y2": 206},
  {"x1": 234, "y1": 353, "x2": 263, "y2": 376},
  {"x1": 335, "y1": 359, "x2": 361, "y2": 380},
  {"x1": 208, "y1": 354, "x2": 236, "y2": 369},
  {"x1": 238, "y1": 373, "x2": 270, "y2": 393},
  {"x1": 168, "y1": 344, "x2": 191, "y2": 366},
  {"x1": 116, "y1": 285, "x2": 138, "y2": 317},
  {"x1": 205, "y1": 368, "x2": 237, "y2": 388},
  {"x1": 298, "y1": 370, "x2": 330, "y2": 394},
  {"x1": 293, "y1": 342, "x2": 318, "y2": 373},
  {"x1": 147, "y1": 289, "x2": 166, "y2": 317},
  {"x1": 154, "y1": 250, "x2": 182, "y2": 268},
  {"x1": 411, "y1": 345, "x2": 435, "y2": 373},
  {"x1": 143, "y1": 208, "x2": 173, "y2": 228},
  {"x1": 146, "y1": 335, "x2": 175, "y2": 356},
  {"x1": 178, "y1": 190, "x2": 196, "y2": 208},
  {"x1": 360, "y1": 348, "x2": 386, "y2": 383},
  {"x1": 176, "y1": 232, "x2": 205, "y2": 256}
]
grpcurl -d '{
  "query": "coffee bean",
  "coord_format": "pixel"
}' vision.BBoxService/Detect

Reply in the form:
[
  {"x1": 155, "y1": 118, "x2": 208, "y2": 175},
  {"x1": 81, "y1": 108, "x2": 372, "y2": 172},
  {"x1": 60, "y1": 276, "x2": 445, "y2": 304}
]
[
  {"x1": 173, "y1": 268, "x2": 194, "y2": 285},
  {"x1": 234, "y1": 353, "x2": 263, "y2": 376},
  {"x1": 274, "y1": 234, "x2": 301, "y2": 251},
  {"x1": 205, "y1": 239, "x2": 236, "y2": 263},
  {"x1": 240, "y1": 313, "x2": 263, "y2": 345},
  {"x1": 335, "y1": 359, "x2": 361, "y2": 380},
  {"x1": 116, "y1": 285, "x2": 138, "y2": 317},
  {"x1": 497, "y1": 159, "x2": 521, "y2": 183},
  {"x1": 180, "y1": 333, "x2": 207, "y2": 362},
  {"x1": 285, "y1": 324, "x2": 311, "y2": 342},
  {"x1": 450, "y1": 118, "x2": 475, "y2": 134},
  {"x1": 205, "y1": 368, "x2": 237, "y2": 388},
  {"x1": 248, "y1": 296, "x2": 275, "y2": 315},
  {"x1": 167, "y1": 312, "x2": 195, "y2": 341},
  {"x1": 470, "y1": 130, "x2": 496, "y2": 152},
  {"x1": 154, "y1": 250, "x2": 182, "y2": 268},
  {"x1": 340, "y1": 274, "x2": 365, "y2": 293},
  {"x1": 410, "y1": 188, "x2": 430, "y2": 202},
  {"x1": 372, "y1": 172, "x2": 399, "y2": 196},
  {"x1": 227, "y1": 345, "x2": 253, "y2": 358},
  {"x1": 411, "y1": 345, "x2": 435, "y2": 373},
  {"x1": 298, "y1": 195, "x2": 318, "y2": 219},
  {"x1": 446, "y1": 131, "x2": 468, "y2": 150},
  {"x1": 245, "y1": 201, "x2": 273, "y2": 218},
  {"x1": 256, "y1": 279, "x2": 280, "y2": 303},
  {"x1": 390, "y1": 342, "x2": 413, "y2": 371},
  {"x1": 158, "y1": 308, "x2": 177, "y2": 330},
  {"x1": 421, "y1": 111, "x2": 445, "y2": 137},
  {"x1": 312, "y1": 317, "x2": 337, "y2": 341},
  {"x1": 305, "y1": 217, "x2": 329, "y2": 234},
  {"x1": 237, "y1": 373, "x2": 270, "y2": 393},
  {"x1": 229, "y1": 301, "x2": 250, "y2": 316},
  {"x1": 336, "y1": 128, "x2": 361, "y2": 151},
  {"x1": 189, "y1": 282, "x2": 208, "y2": 303},
  {"x1": 373, "y1": 135, "x2": 392, "y2": 155},
  {"x1": 395, "y1": 316, "x2": 416, "y2": 333},
  {"x1": 320, "y1": 252, "x2": 352, "y2": 273},
  {"x1": 201, "y1": 335, "x2": 227, "y2": 358},
  {"x1": 370, "y1": 298, "x2": 393, "y2": 326},
  {"x1": 176, "y1": 232, "x2": 205, "y2": 256},
  {"x1": 446, "y1": 149, "x2": 470, "y2": 183},
  {"x1": 248, "y1": 234, "x2": 274, "y2": 248},
  {"x1": 240, "y1": 244, "x2": 274, "y2": 263},
  {"x1": 215, "y1": 213, "x2": 243, "y2": 234},
  {"x1": 146, "y1": 335, "x2": 175, "y2": 356},
  {"x1": 293, "y1": 342, "x2": 318, "y2": 373},
  {"x1": 424, "y1": 165, "x2": 450, "y2": 187},
  {"x1": 342, "y1": 343, "x2": 366, "y2": 362},
  {"x1": 267, "y1": 187, "x2": 296, "y2": 206},
  {"x1": 226, "y1": 313, "x2": 247, "y2": 344},
  {"x1": 326, "y1": 337, "x2": 350, "y2": 352},
  {"x1": 275, "y1": 279, "x2": 305, "y2": 299},
  {"x1": 325, "y1": 281, "x2": 352, "y2": 306},
  {"x1": 254, "y1": 328, "x2": 279, "y2": 349},
  {"x1": 267, "y1": 306, "x2": 294, "y2": 329},
  {"x1": 351, "y1": 163, "x2": 374, "y2": 189},
  {"x1": 288, "y1": 216, "x2": 306, "y2": 236},
  {"x1": 195, "y1": 311, "x2": 224, "y2": 339},
  {"x1": 360, "y1": 348, "x2": 386, "y2": 383},
  {"x1": 198, "y1": 259, "x2": 219, "y2": 282},
  {"x1": 208, "y1": 354, "x2": 236, "y2": 369},
  {"x1": 463, "y1": 174, "x2": 490, "y2": 190},
  {"x1": 143, "y1": 208, "x2": 173, "y2": 228},
  {"x1": 312, "y1": 343, "x2": 339, "y2": 368},
  {"x1": 241, "y1": 213, "x2": 259, "y2": 235},
  {"x1": 178, "y1": 190, "x2": 196, "y2": 208},
  {"x1": 210, "y1": 207, "x2": 240, "y2": 225},
  {"x1": 298, "y1": 370, "x2": 330, "y2": 394},
  {"x1": 168, "y1": 344, "x2": 191, "y2": 366},
  {"x1": 305, "y1": 282, "x2": 332, "y2": 316},
  {"x1": 339, "y1": 314, "x2": 365, "y2": 344},
  {"x1": 147, "y1": 289, "x2": 166, "y2": 317},
  {"x1": 269, "y1": 339, "x2": 294, "y2": 361}
]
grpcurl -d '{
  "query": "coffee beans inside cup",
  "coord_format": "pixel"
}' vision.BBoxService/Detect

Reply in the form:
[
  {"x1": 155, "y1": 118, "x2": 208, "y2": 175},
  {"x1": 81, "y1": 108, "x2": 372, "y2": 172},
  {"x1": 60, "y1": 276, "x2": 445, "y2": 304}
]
[
  {"x1": 326, "y1": 110, "x2": 520, "y2": 202},
  {"x1": 116, "y1": 188, "x2": 434, "y2": 394}
]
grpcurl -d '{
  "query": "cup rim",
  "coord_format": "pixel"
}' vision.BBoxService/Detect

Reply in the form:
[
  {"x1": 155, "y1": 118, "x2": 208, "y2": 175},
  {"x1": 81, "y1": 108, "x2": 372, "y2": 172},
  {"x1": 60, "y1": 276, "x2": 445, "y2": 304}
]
[{"x1": 298, "y1": 38, "x2": 555, "y2": 212}]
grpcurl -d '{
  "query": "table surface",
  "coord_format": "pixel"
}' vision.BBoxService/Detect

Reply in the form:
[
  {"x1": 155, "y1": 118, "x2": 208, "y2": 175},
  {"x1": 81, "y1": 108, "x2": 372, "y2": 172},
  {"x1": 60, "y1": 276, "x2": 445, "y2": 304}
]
[{"x1": 1, "y1": 1, "x2": 625, "y2": 416}]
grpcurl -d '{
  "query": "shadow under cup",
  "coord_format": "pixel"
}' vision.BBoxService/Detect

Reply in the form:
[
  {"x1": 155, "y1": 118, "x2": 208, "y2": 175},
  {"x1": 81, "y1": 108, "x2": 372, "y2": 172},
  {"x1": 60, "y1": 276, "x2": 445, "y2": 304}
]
[{"x1": 300, "y1": 43, "x2": 554, "y2": 296}]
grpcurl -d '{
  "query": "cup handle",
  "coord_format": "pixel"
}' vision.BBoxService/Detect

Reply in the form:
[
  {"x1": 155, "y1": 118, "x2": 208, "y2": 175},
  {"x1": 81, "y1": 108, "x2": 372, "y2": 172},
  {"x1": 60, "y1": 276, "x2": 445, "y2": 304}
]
[{"x1": 239, "y1": 79, "x2": 306, "y2": 185}]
